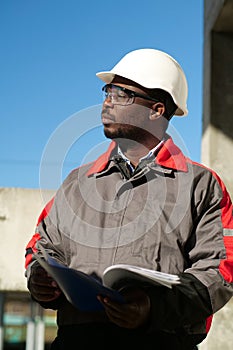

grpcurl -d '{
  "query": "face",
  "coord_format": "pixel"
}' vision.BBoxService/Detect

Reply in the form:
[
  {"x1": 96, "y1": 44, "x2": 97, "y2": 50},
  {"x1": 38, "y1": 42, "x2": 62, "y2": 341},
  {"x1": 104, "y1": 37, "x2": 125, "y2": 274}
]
[{"x1": 101, "y1": 77, "x2": 168, "y2": 145}]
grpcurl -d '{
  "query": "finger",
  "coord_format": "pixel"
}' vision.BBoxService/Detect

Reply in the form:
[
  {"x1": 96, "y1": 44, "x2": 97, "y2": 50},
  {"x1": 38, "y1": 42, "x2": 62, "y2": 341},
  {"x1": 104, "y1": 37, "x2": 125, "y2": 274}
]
[
  {"x1": 97, "y1": 295, "x2": 126, "y2": 312},
  {"x1": 30, "y1": 285, "x2": 62, "y2": 302},
  {"x1": 30, "y1": 281, "x2": 60, "y2": 294},
  {"x1": 30, "y1": 269, "x2": 57, "y2": 287},
  {"x1": 97, "y1": 296, "x2": 134, "y2": 322}
]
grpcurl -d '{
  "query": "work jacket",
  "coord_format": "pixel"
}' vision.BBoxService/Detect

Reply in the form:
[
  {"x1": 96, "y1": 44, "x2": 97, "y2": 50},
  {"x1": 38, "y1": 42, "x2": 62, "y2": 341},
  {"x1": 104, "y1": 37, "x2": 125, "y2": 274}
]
[{"x1": 25, "y1": 135, "x2": 233, "y2": 342}]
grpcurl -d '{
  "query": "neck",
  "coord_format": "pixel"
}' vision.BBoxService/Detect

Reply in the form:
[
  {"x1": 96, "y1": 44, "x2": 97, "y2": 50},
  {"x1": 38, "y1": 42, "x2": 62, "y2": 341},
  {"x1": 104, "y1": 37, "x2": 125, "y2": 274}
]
[{"x1": 117, "y1": 138, "x2": 160, "y2": 167}]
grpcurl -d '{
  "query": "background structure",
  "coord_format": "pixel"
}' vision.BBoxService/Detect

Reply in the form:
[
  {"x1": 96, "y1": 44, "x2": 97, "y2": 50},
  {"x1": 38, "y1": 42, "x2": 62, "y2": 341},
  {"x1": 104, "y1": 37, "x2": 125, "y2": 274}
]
[{"x1": 199, "y1": 1, "x2": 233, "y2": 349}]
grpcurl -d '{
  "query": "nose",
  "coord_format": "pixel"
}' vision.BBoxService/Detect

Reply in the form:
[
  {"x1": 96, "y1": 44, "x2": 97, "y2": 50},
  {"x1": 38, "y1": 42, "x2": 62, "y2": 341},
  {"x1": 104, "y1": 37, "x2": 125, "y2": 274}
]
[{"x1": 103, "y1": 96, "x2": 114, "y2": 107}]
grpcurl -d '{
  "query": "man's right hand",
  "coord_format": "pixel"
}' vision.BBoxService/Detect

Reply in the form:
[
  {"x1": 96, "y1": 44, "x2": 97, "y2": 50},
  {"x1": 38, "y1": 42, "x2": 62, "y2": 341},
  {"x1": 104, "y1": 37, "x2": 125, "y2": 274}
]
[{"x1": 28, "y1": 263, "x2": 62, "y2": 302}]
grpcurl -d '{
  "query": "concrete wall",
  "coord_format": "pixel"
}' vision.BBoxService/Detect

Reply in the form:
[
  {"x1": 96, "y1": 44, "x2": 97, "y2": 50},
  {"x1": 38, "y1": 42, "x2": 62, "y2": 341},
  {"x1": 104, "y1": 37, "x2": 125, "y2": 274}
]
[
  {"x1": 200, "y1": 0, "x2": 233, "y2": 349},
  {"x1": 199, "y1": 298, "x2": 233, "y2": 350},
  {"x1": 202, "y1": 0, "x2": 233, "y2": 193},
  {"x1": 0, "y1": 187, "x2": 55, "y2": 291}
]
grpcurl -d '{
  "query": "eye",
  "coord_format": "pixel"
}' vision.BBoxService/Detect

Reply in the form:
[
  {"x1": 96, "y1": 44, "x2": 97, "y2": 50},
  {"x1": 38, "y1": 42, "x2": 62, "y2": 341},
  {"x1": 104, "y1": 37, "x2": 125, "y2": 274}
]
[{"x1": 116, "y1": 89, "x2": 127, "y2": 98}]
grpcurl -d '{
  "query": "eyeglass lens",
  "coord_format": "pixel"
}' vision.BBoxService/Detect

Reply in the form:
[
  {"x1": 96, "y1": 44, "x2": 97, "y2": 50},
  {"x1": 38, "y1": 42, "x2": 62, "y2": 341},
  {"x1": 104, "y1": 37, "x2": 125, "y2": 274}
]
[{"x1": 102, "y1": 85, "x2": 134, "y2": 105}]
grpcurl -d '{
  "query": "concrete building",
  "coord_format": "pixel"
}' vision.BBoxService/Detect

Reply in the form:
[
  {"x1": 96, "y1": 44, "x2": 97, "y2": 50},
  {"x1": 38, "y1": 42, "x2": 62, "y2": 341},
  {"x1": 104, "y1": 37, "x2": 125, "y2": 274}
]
[
  {"x1": 0, "y1": 1, "x2": 233, "y2": 349},
  {"x1": 0, "y1": 188, "x2": 56, "y2": 350},
  {"x1": 199, "y1": 0, "x2": 233, "y2": 349}
]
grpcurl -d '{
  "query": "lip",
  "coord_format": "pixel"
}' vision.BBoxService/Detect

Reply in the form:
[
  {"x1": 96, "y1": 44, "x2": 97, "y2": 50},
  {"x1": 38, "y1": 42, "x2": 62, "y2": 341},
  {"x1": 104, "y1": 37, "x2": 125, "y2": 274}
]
[
  {"x1": 102, "y1": 117, "x2": 114, "y2": 124},
  {"x1": 101, "y1": 112, "x2": 115, "y2": 124}
]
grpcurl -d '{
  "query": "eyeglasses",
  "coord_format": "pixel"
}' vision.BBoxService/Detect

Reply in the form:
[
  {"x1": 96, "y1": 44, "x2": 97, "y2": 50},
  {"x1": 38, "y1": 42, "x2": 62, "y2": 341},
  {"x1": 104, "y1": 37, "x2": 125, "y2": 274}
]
[{"x1": 102, "y1": 84, "x2": 160, "y2": 106}]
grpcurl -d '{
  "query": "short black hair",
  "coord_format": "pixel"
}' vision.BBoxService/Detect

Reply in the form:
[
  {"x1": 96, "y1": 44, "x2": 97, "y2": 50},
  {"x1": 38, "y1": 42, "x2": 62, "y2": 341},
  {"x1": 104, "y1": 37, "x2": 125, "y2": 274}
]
[{"x1": 148, "y1": 88, "x2": 177, "y2": 120}]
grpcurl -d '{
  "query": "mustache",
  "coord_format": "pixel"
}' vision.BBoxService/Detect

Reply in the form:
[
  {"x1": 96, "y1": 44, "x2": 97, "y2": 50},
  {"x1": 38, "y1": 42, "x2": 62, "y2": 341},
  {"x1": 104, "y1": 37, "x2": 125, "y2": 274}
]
[{"x1": 101, "y1": 109, "x2": 115, "y2": 120}]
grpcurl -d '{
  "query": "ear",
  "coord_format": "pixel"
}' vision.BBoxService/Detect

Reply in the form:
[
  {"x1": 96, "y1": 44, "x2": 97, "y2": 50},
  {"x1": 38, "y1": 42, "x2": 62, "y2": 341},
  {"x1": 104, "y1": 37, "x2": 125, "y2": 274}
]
[{"x1": 149, "y1": 102, "x2": 165, "y2": 120}]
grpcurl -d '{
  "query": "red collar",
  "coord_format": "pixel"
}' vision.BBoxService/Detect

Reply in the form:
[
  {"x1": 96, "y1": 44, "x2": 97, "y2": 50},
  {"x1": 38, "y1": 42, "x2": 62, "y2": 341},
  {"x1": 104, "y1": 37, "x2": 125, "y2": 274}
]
[
  {"x1": 86, "y1": 137, "x2": 188, "y2": 176},
  {"x1": 156, "y1": 137, "x2": 188, "y2": 172}
]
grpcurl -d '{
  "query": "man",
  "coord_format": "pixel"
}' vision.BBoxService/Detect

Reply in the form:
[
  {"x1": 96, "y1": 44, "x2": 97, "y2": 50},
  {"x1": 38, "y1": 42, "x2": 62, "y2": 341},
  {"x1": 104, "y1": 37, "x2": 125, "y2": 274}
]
[{"x1": 25, "y1": 48, "x2": 233, "y2": 349}]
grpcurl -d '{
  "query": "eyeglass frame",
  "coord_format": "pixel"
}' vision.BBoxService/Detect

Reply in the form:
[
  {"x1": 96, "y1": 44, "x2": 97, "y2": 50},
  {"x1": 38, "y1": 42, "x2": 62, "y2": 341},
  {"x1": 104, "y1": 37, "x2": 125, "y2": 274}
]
[{"x1": 102, "y1": 83, "x2": 161, "y2": 106}]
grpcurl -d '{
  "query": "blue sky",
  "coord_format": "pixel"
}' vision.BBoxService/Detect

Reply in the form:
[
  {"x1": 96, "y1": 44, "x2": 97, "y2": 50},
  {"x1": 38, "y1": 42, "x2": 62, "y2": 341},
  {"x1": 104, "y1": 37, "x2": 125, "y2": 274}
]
[{"x1": 0, "y1": 0, "x2": 204, "y2": 189}]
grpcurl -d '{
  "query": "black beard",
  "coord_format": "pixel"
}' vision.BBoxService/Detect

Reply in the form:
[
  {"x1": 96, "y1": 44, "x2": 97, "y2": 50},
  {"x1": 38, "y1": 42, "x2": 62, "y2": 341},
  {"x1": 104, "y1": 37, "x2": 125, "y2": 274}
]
[
  {"x1": 103, "y1": 124, "x2": 165, "y2": 153},
  {"x1": 103, "y1": 123, "x2": 152, "y2": 144}
]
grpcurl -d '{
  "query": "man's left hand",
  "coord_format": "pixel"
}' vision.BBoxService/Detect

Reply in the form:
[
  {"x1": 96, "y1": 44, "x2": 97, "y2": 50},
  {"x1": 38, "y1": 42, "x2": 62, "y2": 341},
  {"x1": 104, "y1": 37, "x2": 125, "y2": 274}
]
[{"x1": 97, "y1": 287, "x2": 151, "y2": 329}]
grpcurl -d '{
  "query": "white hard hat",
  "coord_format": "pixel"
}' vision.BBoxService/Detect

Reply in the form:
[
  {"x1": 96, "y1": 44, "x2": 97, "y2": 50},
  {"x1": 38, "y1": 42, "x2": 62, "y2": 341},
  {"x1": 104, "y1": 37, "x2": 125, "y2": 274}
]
[{"x1": 96, "y1": 48, "x2": 188, "y2": 116}]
